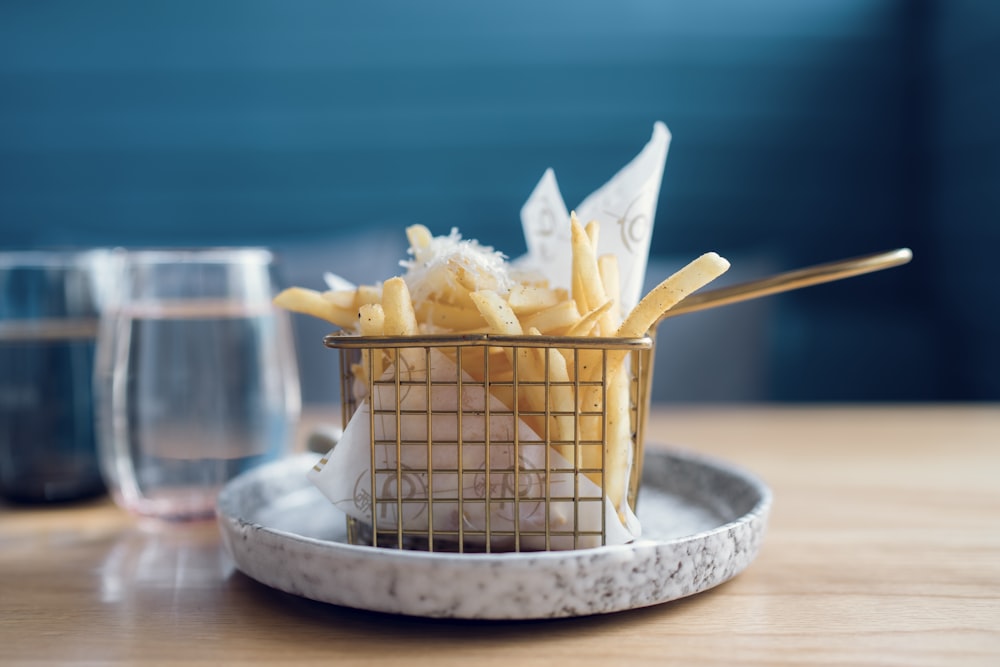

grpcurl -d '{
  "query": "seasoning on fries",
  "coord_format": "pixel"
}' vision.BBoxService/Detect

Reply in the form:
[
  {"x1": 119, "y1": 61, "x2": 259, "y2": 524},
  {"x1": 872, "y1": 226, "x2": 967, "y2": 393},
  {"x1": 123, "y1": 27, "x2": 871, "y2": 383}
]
[{"x1": 274, "y1": 216, "x2": 728, "y2": 551}]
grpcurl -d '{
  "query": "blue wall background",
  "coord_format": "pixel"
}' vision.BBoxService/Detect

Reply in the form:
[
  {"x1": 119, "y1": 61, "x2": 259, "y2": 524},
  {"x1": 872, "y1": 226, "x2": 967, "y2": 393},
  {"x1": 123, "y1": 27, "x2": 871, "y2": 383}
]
[{"x1": 1, "y1": 1, "x2": 997, "y2": 403}]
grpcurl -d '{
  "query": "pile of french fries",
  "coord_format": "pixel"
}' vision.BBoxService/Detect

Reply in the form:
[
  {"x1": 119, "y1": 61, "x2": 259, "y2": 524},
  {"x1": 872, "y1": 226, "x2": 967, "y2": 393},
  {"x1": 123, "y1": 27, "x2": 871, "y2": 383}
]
[{"x1": 275, "y1": 217, "x2": 729, "y2": 520}]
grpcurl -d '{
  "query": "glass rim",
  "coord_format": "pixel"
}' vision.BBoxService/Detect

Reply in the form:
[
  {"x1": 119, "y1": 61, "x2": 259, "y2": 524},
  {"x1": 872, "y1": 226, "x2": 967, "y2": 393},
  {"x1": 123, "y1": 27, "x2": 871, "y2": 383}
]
[
  {"x1": 117, "y1": 247, "x2": 274, "y2": 266},
  {"x1": 0, "y1": 248, "x2": 114, "y2": 269}
]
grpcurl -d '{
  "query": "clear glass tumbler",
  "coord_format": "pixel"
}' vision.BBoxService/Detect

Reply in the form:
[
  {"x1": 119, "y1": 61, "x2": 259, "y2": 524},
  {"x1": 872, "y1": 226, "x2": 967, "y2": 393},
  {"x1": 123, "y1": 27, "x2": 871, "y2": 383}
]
[
  {"x1": 0, "y1": 250, "x2": 114, "y2": 502},
  {"x1": 95, "y1": 248, "x2": 301, "y2": 520}
]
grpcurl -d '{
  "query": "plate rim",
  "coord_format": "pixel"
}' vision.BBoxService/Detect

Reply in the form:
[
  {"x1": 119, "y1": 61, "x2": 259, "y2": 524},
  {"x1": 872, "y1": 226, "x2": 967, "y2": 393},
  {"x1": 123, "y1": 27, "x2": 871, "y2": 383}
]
[{"x1": 217, "y1": 446, "x2": 772, "y2": 617}]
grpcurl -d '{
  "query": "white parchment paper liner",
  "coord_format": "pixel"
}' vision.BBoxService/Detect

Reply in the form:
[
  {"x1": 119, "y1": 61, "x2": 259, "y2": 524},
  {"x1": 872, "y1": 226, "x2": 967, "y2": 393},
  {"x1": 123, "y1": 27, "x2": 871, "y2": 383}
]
[{"x1": 518, "y1": 121, "x2": 671, "y2": 314}]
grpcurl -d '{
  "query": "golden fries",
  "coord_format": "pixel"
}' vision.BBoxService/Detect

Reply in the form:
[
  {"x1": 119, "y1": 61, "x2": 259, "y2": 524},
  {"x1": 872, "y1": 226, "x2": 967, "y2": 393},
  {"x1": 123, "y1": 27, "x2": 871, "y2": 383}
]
[
  {"x1": 520, "y1": 300, "x2": 583, "y2": 335},
  {"x1": 506, "y1": 283, "x2": 562, "y2": 315},
  {"x1": 416, "y1": 299, "x2": 487, "y2": 331},
  {"x1": 274, "y1": 220, "x2": 730, "y2": 521},
  {"x1": 598, "y1": 254, "x2": 621, "y2": 327},
  {"x1": 381, "y1": 277, "x2": 418, "y2": 336},
  {"x1": 358, "y1": 303, "x2": 386, "y2": 382},
  {"x1": 273, "y1": 287, "x2": 358, "y2": 328},
  {"x1": 469, "y1": 290, "x2": 523, "y2": 336},
  {"x1": 570, "y1": 214, "x2": 608, "y2": 321},
  {"x1": 565, "y1": 300, "x2": 613, "y2": 337},
  {"x1": 321, "y1": 289, "x2": 356, "y2": 309},
  {"x1": 405, "y1": 224, "x2": 433, "y2": 253},
  {"x1": 616, "y1": 252, "x2": 730, "y2": 338}
]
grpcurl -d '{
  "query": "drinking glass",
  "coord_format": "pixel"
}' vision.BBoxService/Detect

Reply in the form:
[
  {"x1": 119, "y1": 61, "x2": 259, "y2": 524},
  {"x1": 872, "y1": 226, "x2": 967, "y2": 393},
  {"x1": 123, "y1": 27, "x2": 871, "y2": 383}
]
[
  {"x1": 0, "y1": 250, "x2": 114, "y2": 502},
  {"x1": 95, "y1": 248, "x2": 301, "y2": 520}
]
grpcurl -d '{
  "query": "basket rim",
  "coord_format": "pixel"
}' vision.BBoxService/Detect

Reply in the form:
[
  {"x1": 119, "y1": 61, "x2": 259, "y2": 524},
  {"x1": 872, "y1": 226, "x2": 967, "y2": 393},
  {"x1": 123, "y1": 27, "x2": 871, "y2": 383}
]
[{"x1": 322, "y1": 331, "x2": 653, "y2": 350}]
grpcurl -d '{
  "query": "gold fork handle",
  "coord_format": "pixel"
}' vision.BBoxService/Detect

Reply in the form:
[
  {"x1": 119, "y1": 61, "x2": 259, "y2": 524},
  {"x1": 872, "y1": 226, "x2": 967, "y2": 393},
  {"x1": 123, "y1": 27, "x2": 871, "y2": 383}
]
[{"x1": 659, "y1": 248, "x2": 913, "y2": 320}]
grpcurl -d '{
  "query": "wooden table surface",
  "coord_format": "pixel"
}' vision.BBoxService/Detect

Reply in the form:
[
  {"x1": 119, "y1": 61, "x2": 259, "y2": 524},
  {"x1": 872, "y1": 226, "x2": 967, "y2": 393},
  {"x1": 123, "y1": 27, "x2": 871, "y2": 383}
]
[{"x1": 2, "y1": 405, "x2": 998, "y2": 666}]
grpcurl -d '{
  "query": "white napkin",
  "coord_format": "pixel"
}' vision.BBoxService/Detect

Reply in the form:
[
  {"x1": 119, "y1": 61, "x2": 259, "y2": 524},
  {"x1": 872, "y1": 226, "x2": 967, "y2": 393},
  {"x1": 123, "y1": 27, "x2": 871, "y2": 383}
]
[{"x1": 518, "y1": 121, "x2": 671, "y2": 313}]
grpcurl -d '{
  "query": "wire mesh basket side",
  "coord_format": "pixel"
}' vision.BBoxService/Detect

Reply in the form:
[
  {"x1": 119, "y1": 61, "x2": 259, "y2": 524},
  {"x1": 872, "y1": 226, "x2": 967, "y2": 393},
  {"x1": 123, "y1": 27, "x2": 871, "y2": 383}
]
[{"x1": 328, "y1": 334, "x2": 653, "y2": 553}]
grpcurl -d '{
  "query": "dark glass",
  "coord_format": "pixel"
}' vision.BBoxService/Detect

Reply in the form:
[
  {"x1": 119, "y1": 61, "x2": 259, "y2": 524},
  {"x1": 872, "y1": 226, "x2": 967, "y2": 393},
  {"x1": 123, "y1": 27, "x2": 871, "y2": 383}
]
[{"x1": 0, "y1": 251, "x2": 110, "y2": 503}]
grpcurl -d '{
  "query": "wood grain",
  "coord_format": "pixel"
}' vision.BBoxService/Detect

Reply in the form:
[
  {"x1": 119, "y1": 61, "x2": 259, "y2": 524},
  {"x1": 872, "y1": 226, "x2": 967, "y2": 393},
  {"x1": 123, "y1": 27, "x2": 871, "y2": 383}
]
[{"x1": 1, "y1": 405, "x2": 998, "y2": 666}]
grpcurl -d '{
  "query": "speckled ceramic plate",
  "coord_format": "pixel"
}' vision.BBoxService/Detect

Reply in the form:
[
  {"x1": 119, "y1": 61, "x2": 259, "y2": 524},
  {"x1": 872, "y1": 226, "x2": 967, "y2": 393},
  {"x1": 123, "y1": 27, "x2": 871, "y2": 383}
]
[{"x1": 217, "y1": 448, "x2": 771, "y2": 620}]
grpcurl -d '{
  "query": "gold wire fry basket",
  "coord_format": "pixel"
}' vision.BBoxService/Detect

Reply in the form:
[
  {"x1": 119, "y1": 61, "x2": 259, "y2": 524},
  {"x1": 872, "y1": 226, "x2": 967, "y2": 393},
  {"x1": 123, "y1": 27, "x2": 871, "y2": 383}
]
[{"x1": 324, "y1": 332, "x2": 655, "y2": 553}]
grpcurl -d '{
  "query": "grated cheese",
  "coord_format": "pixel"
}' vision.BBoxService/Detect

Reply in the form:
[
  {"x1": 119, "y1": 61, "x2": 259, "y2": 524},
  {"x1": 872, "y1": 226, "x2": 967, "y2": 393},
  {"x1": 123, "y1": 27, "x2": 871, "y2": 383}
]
[{"x1": 400, "y1": 228, "x2": 513, "y2": 302}]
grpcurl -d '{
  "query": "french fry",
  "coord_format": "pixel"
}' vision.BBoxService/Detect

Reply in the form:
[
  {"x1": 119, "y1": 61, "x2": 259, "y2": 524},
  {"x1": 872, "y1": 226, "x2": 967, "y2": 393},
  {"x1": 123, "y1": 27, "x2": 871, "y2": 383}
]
[
  {"x1": 570, "y1": 214, "x2": 592, "y2": 314},
  {"x1": 603, "y1": 361, "x2": 632, "y2": 519},
  {"x1": 520, "y1": 300, "x2": 582, "y2": 335},
  {"x1": 508, "y1": 271, "x2": 549, "y2": 288},
  {"x1": 565, "y1": 299, "x2": 613, "y2": 337},
  {"x1": 571, "y1": 347, "x2": 633, "y2": 514},
  {"x1": 358, "y1": 303, "x2": 386, "y2": 382},
  {"x1": 526, "y1": 327, "x2": 576, "y2": 462},
  {"x1": 505, "y1": 327, "x2": 577, "y2": 451},
  {"x1": 507, "y1": 283, "x2": 561, "y2": 315},
  {"x1": 381, "y1": 277, "x2": 419, "y2": 336},
  {"x1": 617, "y1": 252, "x2": 730, "y2": 338},
  {"x1": 273, "y1": 287, "x2": 358, "y2": 328},
  {"x1": 571, "y1": 357, "x2": 605, "y2": 491},
  {"x1": 321, "y1": 289, "x2": 357, "y2": 309},
  {"x1": 358, "y1": 303, "x2": 385, "y2": 336},
  {"x1": 469, "y1": 290, "x2": 523, "y2": 335},
  {"x1": 469, "y1": 290, "x2": 532, "y2": 426},
  {"x1": 354, "y1": 285, "x2": 382, "y2": 308},
  {"x1": 571, "y1": 272, "x2": 588, "y2": 316},
  {"x1": 382, "y1": 276, "x2": 421, "y2": 371},
  {"x1": 598, "y1": 254, "x2": 621, "y2": 329},
  {"x1": 570, "y1": 216, "x2": 612, "y2": 375},
  {"x1": 450, "y1": 346, "x2": 515, "y2": 407},
  {"x1": 406, "y1": 224, "x2": 433, "y2": 253},
  {"x1": 571, "y1": 218, "x2": 612, "y2": 323},
  {"x1": 416, "y1": 299, "x2": 487, "y2": 332}
]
